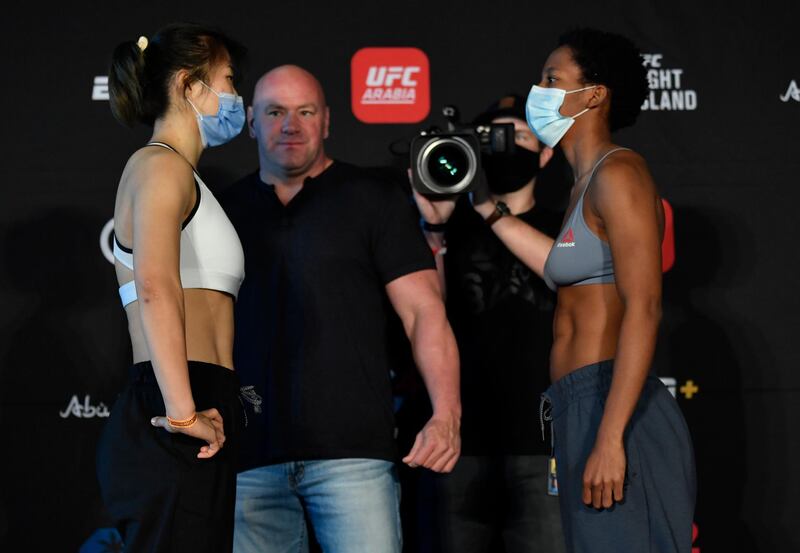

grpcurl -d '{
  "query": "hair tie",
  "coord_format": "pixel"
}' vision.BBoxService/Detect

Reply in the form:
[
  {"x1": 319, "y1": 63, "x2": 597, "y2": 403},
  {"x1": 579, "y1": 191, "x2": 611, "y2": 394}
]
[{"x1": 136, "y1": 36, "x2": 148, "y2": 52}]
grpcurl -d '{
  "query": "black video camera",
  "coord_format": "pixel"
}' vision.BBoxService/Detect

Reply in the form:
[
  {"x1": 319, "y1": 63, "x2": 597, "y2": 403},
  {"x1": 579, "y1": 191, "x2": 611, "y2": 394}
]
[{"x1": 410, "y1": 105, "x2": 516, "y2": 196}]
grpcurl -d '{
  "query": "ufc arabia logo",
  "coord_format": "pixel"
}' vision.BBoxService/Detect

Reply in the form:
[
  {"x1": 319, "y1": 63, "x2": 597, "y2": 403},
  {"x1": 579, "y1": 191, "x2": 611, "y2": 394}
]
[
  {"x1": 351, "y1": 47, "x2": 430, "y2": 123},
  {"x1": 365, "y1": 66, "x2": 421, "y2": 98}
]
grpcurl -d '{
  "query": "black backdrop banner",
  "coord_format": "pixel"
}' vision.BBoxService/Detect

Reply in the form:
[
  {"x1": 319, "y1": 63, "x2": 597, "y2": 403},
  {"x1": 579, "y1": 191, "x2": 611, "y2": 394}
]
[{"x1": 2, "y1": 1, "x2": 798, "y2": 551}]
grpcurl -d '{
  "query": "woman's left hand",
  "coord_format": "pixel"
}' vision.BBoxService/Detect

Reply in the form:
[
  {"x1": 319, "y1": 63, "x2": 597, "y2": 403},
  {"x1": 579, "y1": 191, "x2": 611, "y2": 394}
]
[{"x1": 582, "y1": 440, "x2": 626, "y2": 509}]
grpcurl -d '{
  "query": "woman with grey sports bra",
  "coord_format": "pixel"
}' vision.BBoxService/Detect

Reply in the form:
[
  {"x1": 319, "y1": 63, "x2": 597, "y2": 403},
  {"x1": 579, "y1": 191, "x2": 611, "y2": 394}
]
[
  {"x1": 95, "y1": 23, "x2": 248, "y2": 553},
  {"x1": 541, "y1": 146, "x2": 627, "y2": 290},
  {"x1": 468, "y1": 28, "x2": 696, "y2": 553}
]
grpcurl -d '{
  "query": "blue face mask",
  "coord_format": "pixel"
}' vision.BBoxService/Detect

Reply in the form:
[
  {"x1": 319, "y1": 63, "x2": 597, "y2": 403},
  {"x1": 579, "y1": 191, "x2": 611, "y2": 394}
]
[
  {"x1": 525, "y1": 84, "x2": 597, "y2": 148},
  {"x1": 186, "y1": 81, "x2": 245, "y2": 148}
]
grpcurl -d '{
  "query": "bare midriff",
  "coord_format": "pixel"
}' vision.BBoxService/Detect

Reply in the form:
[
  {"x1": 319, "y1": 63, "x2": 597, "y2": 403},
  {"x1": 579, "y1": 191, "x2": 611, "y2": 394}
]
[
  {"x1": 549, "y1": 283, "x2": 623, "y2": 383},
  {"x1": 124, "y1": 288, "x2": 235, "y2": 370}
]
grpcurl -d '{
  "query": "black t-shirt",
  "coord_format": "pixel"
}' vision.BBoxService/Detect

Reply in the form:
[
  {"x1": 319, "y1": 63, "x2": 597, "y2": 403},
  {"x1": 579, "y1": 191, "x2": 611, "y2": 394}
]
[
  {"x1": 444, "y1": 195, "x2": 562, "y2": 455},
  {"x1": 220, "y1": 161, "x2": 435, "y2": 471}
]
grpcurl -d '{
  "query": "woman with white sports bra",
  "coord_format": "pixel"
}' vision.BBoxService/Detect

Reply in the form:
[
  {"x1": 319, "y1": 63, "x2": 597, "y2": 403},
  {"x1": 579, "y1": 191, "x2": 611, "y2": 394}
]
[
  {"x1": 421, "y1": 28, "x2": 696, "y2": 553},
  {"x1": 95, "y1": 23, "x2": 247, "y2": 553}
]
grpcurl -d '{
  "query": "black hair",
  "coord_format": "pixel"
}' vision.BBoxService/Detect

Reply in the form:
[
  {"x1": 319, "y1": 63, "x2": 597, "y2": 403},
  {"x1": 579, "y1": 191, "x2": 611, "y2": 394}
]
[
  {"x1": 557, "y1": 28, "x2": 648, "y2": 132},
  {"x1": 108, "y1": 22, "x2": 247, "y2": 127},
  {"x1": 471, "y1": 93, "x2": 527, "y2": 125}
]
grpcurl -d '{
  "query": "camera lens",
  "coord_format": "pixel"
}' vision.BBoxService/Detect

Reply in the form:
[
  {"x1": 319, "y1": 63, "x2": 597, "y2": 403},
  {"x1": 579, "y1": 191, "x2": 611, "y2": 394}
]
[
  {"x1": 427, "y1": 144, "x2": 469, "y2": 187},
  {"x1": 417, "y1": 136, "x2": 478, "y2": 195}
]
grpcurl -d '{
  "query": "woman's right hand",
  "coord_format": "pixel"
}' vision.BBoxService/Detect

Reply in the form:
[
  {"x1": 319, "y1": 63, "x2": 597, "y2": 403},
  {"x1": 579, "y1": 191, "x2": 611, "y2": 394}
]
[{"x1": 151, "y1": 408, "x2": 226, "y2": 459}]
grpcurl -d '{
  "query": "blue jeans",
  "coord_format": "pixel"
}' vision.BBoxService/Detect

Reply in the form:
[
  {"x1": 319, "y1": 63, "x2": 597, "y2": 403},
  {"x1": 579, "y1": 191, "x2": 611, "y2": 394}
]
[{"x1": 233, "y1": 458, "x2": 402, "y2": 553}]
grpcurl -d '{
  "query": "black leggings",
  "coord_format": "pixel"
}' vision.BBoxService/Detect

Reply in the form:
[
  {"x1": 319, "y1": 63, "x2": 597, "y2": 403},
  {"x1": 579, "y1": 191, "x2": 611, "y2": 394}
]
[{"x1": 96, "y1": 361, "x2": 242, "y2": 553}]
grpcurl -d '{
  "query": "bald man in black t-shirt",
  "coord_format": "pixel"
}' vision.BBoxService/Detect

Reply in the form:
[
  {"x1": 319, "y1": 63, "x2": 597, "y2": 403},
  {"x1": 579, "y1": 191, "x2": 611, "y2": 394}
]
[{"x1": 220, "y1": 64, "x2": 461, "y2": 553}]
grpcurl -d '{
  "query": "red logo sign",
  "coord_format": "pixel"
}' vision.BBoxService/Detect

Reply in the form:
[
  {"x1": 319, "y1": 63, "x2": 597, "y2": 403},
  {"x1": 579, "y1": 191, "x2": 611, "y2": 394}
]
[
  {"x1": 351, "y1": 47, "x2": 430, "y2": 123},
  {"x1": 661, "y1": 198, "x2": 675, "y2": 273}
]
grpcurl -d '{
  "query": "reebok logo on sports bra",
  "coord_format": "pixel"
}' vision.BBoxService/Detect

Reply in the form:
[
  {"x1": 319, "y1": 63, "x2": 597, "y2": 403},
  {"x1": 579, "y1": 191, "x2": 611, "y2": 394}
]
[{"x1": 556, "y1": 228, "x2": 576, "y2": 248}]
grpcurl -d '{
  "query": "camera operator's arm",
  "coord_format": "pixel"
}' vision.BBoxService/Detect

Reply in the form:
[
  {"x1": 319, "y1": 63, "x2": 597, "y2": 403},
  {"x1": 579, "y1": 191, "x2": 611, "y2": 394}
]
[
  {"x1": 411, "y1": 187, "x2": 456, "y2": 299},
  {"x1": 386, "y1": 270, "x2": 461, "y2": 473},
  {"x1": 471, "y1": 183, "x2": 555, "y2": 278}
]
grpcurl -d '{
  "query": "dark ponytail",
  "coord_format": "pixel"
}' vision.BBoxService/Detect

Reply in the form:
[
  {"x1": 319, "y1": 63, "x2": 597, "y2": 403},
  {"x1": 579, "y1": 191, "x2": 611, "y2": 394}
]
[{"x1": 108, "y1": 40, "x2": 147, "y2": 127}]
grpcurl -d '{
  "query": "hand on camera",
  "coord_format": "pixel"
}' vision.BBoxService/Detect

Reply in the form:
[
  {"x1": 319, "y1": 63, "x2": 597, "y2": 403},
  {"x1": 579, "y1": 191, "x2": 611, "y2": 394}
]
[
  {"x1": 408, "y1": 168, "x2": 457, "y2": 226},
  {"x1": 468, "y1": 168, "x2": 493, "y2": 211},
  {"x1": 151, "y1": 408, "x2": 226, "y2": 459}
]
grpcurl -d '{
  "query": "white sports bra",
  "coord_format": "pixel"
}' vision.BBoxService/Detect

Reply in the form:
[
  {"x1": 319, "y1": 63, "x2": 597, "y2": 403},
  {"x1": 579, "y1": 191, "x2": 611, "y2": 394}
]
[{"x1": 113, "y1": 142, "x2": 245, "y2": 307}]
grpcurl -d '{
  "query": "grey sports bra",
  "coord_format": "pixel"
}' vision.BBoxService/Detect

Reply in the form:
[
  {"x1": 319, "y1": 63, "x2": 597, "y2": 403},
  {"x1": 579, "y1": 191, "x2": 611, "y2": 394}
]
[{"x1": 543, "y1": 147, "x2": 630, "y2": 291}]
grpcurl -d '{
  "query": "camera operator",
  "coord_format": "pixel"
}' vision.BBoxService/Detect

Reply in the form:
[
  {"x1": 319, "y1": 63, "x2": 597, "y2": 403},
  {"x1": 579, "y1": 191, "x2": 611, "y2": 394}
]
[{"x1": 413, "y1": 94, "x2": 566, "y2": 553}]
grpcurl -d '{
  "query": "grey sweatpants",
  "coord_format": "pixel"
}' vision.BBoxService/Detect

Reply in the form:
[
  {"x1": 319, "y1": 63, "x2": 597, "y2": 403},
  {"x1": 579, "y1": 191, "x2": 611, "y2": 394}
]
[{"x1": 542, "y1": 360, "x2": 696, "y2": 553}]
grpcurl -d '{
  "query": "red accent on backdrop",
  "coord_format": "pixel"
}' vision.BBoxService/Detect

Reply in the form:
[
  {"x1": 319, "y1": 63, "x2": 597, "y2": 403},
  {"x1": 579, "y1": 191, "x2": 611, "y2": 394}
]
[{"x1": 351, "y1": 47, "x2": 430, "y2": 123}]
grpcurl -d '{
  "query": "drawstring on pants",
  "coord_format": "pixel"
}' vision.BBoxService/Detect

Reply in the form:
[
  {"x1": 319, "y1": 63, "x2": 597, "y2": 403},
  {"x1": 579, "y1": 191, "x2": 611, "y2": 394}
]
[
  {"x1": 238, "y1": 385, "x2": 263, "y2": 427},
  {"x1": 539, "y1": 394, "x2": 554, "y2": 453}
]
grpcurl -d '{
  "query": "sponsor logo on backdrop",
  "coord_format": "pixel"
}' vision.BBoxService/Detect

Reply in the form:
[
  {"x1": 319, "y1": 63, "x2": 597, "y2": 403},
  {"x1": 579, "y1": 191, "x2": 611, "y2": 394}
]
[
  {"x1": 680, "y1": 379, "x2": 699, "y2": 399},
  {"x1": 351, "y1": 47, "x2": 430, "y2": 123},
  {"x1": 780, "y1": 79, "x2": 799, "y2": 102},
  {"x1": 661, "y1": 198, "x2": 675, "y2": 272},
  {"x1": 101, "y1": 218, "x2": 115, "y2": 264},
  {"x1": 363, "y1": 66, "x2": 420, "y2": 104},
  {"x1": 60, "y1": 394, "x2": 111, "y2": 418},
  {"x1": 93, "y1": 76, "x2": 109, "y2": 101},
  {"x1": 641, "y1": 54, "x2": 697, "y2": 111},
  {"x1": 658, "y1": 377, "x2": 698, "y2": 400},
  {"x1": 659, "y1": 377, "x2": 677, "y2": 398}
]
